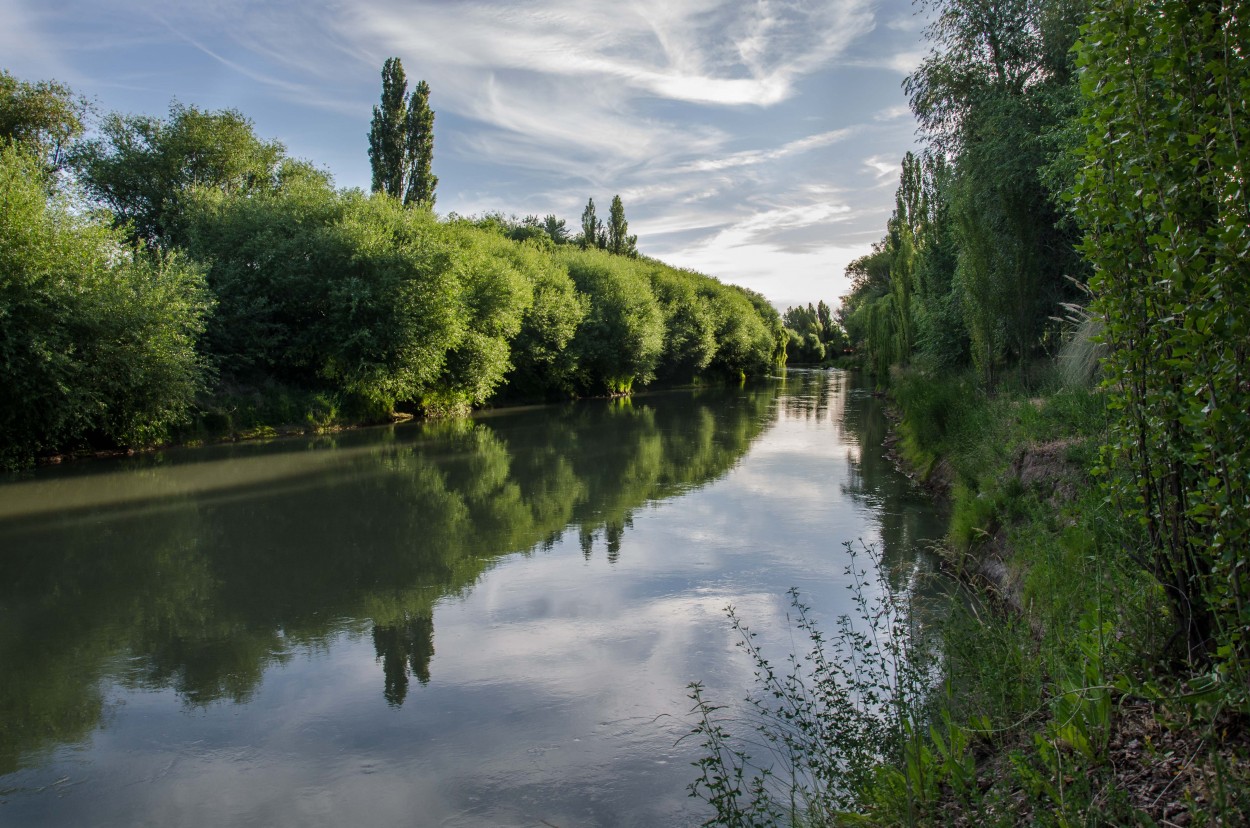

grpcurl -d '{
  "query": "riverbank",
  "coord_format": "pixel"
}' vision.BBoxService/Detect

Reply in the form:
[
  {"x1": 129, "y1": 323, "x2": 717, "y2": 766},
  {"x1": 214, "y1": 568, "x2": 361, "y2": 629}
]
[
  {"x1": 31, "y1": 376, "x2": 743, "y2": 467},
  {"x1": 877, "y1": 366, "x2": 1249, "y2": 825}
]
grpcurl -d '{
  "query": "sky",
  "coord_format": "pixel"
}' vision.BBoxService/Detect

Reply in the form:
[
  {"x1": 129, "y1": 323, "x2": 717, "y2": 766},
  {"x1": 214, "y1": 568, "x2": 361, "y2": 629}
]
[{"x1": 2, "y1": 0, "x2": 931, "y2": 310}]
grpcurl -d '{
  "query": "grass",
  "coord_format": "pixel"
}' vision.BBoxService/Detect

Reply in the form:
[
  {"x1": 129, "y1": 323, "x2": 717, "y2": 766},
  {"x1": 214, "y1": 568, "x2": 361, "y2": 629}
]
[
  {"x1": 881, "y1": 365, "x2": 1248, "y2": 826},
  {"x1": 691, "y1": 363, "x2": 1249, "y2": 826}
]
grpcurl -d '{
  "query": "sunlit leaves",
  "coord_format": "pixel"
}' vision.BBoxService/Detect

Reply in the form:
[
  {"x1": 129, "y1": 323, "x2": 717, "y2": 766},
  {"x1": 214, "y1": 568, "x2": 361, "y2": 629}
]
[{"x1": 1072, "y1": 0, "x2": 1250, "y2": 676}]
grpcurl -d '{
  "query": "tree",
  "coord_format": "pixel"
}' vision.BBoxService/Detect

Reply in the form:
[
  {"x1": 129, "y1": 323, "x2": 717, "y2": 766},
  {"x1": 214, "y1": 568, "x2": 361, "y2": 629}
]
[
  {"x1": 542, "y1": 214, "x2": 569, "y2": 245},
  {"x1": 607, "y1": 194, "x2": 638, "y2": 257},
  {"x1": 72, "y1": 103, "x2": 288, "y2": 248},
  {"x1": 816, "y1": 301, "x2": 834, "y2": 339},
  {"x1": 579, "y1": 198, "x2": 602, "y2": 249},
  {"x1": 0, "y1": 146, "x2": 211, "y2": 468},
  {"x1": 0, "y1": 70, "x2": 85, "y2": 170},
  {"x1": 405, "y1": 80, "x2": 437, "y2": 206},
  {"x1": 1073, "y1": 0, "x2": 1250, "y2": 668},
  {"x1": 369, "y1": 58, "x2": 407, "y2": 199},
  {"x1": 560, "y1": 249, "x2": 664, "y2": 393},
  {"x1": 905, "y1": 0, "x2": 1052, "y2": 155},
  {"x1": 368, "y1": 58, "x2": 437, "y2": 206},
  {"x1": 901, "y1": 0, "x2": 1088, "y2": 379}
]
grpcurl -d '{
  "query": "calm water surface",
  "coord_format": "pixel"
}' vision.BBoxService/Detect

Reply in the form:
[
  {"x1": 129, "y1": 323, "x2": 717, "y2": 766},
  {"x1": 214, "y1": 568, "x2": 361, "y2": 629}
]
[{"x1": 0, "y1": 369, "x2": 944, "y2": 827}]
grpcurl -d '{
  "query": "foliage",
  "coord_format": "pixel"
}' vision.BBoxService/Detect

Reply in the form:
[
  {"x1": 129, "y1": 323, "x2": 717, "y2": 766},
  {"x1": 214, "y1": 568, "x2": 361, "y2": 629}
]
[
  {"x1": 783, "y1": 301, "x2": 846, "y2": 363},
  {"x1": 181, "y1": 165, "x2": 347, "y2": 386},
  {"x1": 649, "y1": 264, "x2": 720, "y2": 382},
  {"x1": 687, "y1": 547, "x2": 942, "y2": 825},
  {"x1": 186, "y1": 183, "x2": 526, "y2": 413},
  {"x1": 368, "y1": 58, "x2": 438, "y2": 206},
  {"x1": 541, "y1": 213, "x2": 570, "y2": 245},
  {"x1": 579, "y1": 197, "x2": 605, "y2": 250},
  {"x1": 324, "y1": 196, "x2": 468, "y2": 410},
  {"x1": 0, "y1": 146, "x2": 210, "y2": 467},
  {"x1": 560, "y1": 247, "x2": 664, "y2": 393},
  {"x1": 71, "y1": 102, "x2": 292, "y2": 248},
  {"x1": 607, "y1": 194, "x2": 639, "y2": 257},
  {"x1": 1072, "y1": 0, "x2": 1250, "y2": 682},
  {"x1": 841, "y1": 0, "x2": 1087, "y2": 385},
  {"x1": 500, "y1": 243, "x2": 586, "y2": 399},
  {"x1": 0, "y1": 69, "x2": 85, "y2": 170},
  {"x1": 434, "y1": 221, "x2": 536, "y2": 409},
  {"x1": 2, "y1": 68, "x2": 794, "y2": 462},
  {"x1": 405, "y1": 79, "x2": 437, "y2": 206},
  {"x1": 705, "y1": 282, "x2": 782, "y2": 380}
]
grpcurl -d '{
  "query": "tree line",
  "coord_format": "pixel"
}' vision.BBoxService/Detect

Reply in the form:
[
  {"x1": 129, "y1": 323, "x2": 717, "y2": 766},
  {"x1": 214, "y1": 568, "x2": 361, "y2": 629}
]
[
  {"x1": 0, "y1": 60, "x2": 785, "y2": 469},
  {"x1": 839, "y1": 0, "x2": 1247, "y2": 693}
]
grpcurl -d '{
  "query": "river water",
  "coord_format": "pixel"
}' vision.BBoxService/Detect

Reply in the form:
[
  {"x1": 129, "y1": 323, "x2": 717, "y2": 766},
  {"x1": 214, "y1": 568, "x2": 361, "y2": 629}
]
[{"x1": 0, "y1": 369, "x2": 945, "y2": 827}]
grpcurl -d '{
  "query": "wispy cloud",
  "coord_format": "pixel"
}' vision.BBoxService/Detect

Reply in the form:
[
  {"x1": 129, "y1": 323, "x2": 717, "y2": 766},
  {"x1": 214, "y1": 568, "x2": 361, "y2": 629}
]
[
  {"x1": 678, "y1": 127, "x2": 857, "y2": 173},
  {"x1": 874, "y1": 104, "x2": 912, "y2": 122},
  {"x1": 864, "y1": 154, "x2": 901, "y2": 182},
  {"x1": 4, "y1": 0, "x2": 924, "y2": 306}
]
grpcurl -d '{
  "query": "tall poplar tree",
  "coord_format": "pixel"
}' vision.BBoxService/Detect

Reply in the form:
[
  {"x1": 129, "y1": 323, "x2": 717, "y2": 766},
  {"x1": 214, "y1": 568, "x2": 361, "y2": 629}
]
[
  {"x1": 579, "y1": 198, "x2": 601, "y2": 249},
  {"x1": 368, "y1": 58, "x2": 437, "y2": 206},
  {"x1": 607, "y1": 194, "x2": 638, "y2": 257},
  {"x1": 404, "y1": 80, "x2": 437, "y2": 206},
  {"x1": 369, "y1": 58, "x2": 407, "y2": 199}
]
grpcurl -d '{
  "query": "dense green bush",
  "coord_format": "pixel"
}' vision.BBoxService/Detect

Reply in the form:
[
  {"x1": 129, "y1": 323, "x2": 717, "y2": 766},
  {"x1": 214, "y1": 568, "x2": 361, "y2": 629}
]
[
  {"x1": 0, "y1": 146, "x2": 210, "y2": 467},
  {"x1": 3, "y1": 74, "x2": 790, "y2": 462},
  {"x1": 433, "y1": 221, "x2": 535, "y2": 410},
  {"x1": 559, "y1": 248, "x2": 665, "y2": 394},
  {"x1": 705, "y1": 283, "x2": 782, "y2": 379},
  {"x1": 648, "y1": 264, "x2": 719, "y2": 382},
  {"x1": 1074, "y1": 0, "x2": 1250, "y2": 679}
]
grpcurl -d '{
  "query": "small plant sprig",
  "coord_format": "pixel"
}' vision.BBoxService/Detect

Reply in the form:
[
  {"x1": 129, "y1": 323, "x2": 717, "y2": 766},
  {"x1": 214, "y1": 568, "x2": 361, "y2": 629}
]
[{"x1": 686, "y1": 541, "x2": 947, "y2": 826}]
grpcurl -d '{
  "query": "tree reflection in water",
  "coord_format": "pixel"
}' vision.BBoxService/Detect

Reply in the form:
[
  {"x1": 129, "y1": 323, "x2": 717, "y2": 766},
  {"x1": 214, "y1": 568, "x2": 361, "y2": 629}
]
[{"x1": 0, "y1": 384, "x2": 776, "y2": 772}]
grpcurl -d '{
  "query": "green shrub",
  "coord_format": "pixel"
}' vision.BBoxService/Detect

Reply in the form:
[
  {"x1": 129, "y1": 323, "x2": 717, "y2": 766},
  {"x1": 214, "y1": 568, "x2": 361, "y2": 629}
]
[{"x1": 0, "y1": 146, "x2": 210, "y2": 467}]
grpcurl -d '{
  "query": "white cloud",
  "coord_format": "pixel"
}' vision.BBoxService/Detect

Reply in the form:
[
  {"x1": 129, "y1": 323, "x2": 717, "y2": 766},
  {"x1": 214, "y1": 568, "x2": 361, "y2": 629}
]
[
  {"x1": 3, "y1": 0, "x2": 924, "y2": 307},
  {"x1": 864, "y1": 154, "x2": 901, "y2": 181},
  {"x1": 874, "y1": 104, "x2": 912, "y2": 121},
  {"x1": 678, "y1": 127, "x2": 857, "y2": 172}
]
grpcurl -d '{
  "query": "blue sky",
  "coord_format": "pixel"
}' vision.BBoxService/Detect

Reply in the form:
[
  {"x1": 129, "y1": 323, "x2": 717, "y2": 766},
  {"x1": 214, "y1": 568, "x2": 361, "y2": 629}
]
[{"x1": 2, "y1": 0, "x2": 929, "y2": 309}]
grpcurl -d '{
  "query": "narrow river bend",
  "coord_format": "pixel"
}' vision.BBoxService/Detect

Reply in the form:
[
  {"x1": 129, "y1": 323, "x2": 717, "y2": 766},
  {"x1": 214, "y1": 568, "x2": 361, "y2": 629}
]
[{"x1": 0, "y1": 368, "x2": 945, "y2": 827}]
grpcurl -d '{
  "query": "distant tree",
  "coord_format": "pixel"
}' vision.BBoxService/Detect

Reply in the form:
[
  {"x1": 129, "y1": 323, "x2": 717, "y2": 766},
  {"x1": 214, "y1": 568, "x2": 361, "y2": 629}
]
[
  {"x1": 542, "y1": 214, "x2": 569, "y2": 245},
  {"x1": 579, "y1": 198, "x2": 603, "y2": 249},
  {"x1": 404, "y1": 79, "x2": 437, "y2": 206},
  {"x1": 607, "y1": 194, "x2": 638, "y2": 257},
  {"x1": 0, "y1": 70, "x2": 86, "y2": 170},
  {"x1": 816, "y1": 301, "x2": 833, "y2": 339},
  {"x1": 369, "y1": 58, "x2": 407, "y2": 198},
  {"x1": 368, "y1": 58, "x2": 437, "y2": 206}
]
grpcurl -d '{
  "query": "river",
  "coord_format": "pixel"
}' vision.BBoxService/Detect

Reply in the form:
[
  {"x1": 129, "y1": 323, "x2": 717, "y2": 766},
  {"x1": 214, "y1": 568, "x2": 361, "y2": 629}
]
[{"x1": 0, "y1": 368, "x2": 945, "y2": 827}]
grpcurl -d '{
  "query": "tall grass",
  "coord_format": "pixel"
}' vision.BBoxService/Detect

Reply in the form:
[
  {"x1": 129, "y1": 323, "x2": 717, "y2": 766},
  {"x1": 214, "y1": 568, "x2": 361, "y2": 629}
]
[
  {"x1": 691, "y1": 368, "x2": 1248, "y2": 825},
  {"x1": 685, "y1": 544, "x2": 945, "y2": 826}
]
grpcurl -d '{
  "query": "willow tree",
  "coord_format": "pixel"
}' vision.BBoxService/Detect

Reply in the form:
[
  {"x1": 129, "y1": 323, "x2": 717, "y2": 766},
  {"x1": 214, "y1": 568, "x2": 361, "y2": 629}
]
[{"x1": 905, "y1": 0, "x2": 1088, "y2": 378}]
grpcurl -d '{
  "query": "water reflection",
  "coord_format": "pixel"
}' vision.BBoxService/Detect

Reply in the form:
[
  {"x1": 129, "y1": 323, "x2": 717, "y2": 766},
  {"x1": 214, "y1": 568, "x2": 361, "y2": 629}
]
[
  {"x1": 0, "y1": 388, "x2": 775, "y2": 774},
  {"x1": 838, "y1": 374, "x2": 949, "y2": 613}
]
